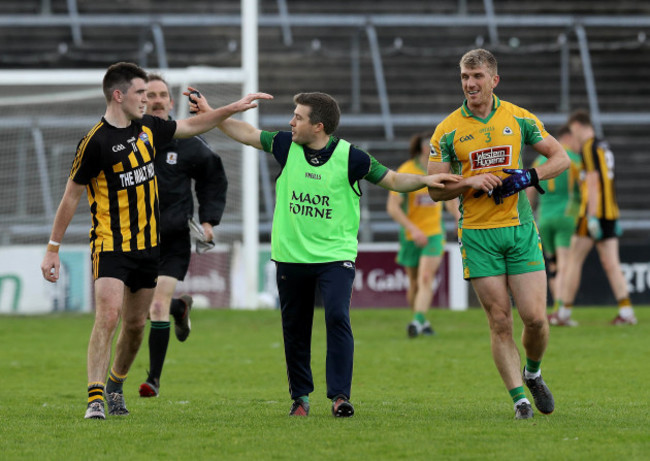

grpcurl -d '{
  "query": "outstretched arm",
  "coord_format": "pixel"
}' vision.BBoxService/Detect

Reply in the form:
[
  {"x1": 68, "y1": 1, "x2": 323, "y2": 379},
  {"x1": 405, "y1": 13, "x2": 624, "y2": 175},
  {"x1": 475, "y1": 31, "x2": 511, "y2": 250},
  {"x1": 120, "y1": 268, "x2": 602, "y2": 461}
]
[
  {"x1": 174, "y1": 89, "x2": 272, "y2": 140},
  {"x1": 217, "y1": 118, "x2": 264, "y2": 150},
  {"x1": 377, "y1": 169, "x2": 461, "y2": 193},
  {"x1": 40, "y1": 179, "x2": 85, "y2": 282},
  {"x1": 184, "y1": 87, "x2": 265, "y2": 149}
]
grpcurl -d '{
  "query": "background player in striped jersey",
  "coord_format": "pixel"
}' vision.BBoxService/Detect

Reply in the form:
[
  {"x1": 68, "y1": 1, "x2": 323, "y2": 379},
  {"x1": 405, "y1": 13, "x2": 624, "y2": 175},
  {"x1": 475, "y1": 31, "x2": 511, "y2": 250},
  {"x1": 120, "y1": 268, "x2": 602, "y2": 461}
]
[
  {"x1": 40, "y1": 62, "x2": 271, "y2": 420},
  {"x1": 428, "y1": 49, "x2": 569, "y2": 419},
  {"x1": 386, "y1": 131, "x2": 460, "y2": 337},
  {"x1": 556, "y1": 110, "x2": 637, "y2": 326},
  {"x1": 526, "y1": 125, "x2": 582, "y2": 325}
]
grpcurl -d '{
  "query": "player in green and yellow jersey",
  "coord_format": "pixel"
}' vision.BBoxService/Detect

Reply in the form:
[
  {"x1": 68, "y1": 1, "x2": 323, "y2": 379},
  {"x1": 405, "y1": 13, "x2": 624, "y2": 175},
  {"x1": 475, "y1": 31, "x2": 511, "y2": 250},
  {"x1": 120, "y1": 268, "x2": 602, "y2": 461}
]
[
  {"x1": 428, "y1": 49, "x2": 570, "y2": 419},
  {"x1": 387, "y1": 131, "x2": 460, "y2": 337},
  {"x1": 558, "y1": 110, "x2": 637, "y2": 326},
  {"x1": 527, "y1": 125, "x2": 582, "y2": 326}
]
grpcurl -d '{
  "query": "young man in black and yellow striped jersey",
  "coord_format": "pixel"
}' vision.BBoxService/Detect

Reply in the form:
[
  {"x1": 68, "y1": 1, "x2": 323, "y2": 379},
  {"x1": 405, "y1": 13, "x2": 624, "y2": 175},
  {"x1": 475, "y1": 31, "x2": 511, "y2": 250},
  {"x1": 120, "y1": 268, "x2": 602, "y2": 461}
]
[
  {"x1": 428, "y1": 49, "x2": 570, "y2": 419},
  {"x1": 40, "y1": 62, "x2": 271, "y2": 420},
  {"x1": 190, "y1": 90, "x2": 461, "y2": 417},
  {"x1": 557, "y1": 110, "x2": 637, "y2": 326}
]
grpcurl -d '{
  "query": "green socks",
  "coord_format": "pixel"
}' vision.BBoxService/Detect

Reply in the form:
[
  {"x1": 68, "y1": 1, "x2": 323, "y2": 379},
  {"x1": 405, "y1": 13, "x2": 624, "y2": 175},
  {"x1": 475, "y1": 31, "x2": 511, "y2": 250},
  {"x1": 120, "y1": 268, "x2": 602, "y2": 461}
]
[
  {"x1": 509, "y1": 386, "x2": 527, "y2": 404},
  {"x1": 525, "y1": 358, "x2": 542, "y2": 375}
]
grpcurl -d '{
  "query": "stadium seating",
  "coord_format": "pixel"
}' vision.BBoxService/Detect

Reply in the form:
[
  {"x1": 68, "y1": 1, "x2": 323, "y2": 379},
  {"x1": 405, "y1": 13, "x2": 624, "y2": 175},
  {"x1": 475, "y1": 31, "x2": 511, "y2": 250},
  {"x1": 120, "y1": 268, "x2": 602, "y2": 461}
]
[{"x1": 1, "y1": 0, "x2": 649, "y2": 242}]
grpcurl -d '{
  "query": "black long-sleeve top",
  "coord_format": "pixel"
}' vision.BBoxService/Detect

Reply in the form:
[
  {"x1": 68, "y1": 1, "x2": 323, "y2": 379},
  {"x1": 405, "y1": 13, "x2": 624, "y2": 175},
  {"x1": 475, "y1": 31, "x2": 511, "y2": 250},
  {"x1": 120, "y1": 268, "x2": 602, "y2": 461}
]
[{"x1": 154, "y1": 135, "x2": 228, "y2": 235}]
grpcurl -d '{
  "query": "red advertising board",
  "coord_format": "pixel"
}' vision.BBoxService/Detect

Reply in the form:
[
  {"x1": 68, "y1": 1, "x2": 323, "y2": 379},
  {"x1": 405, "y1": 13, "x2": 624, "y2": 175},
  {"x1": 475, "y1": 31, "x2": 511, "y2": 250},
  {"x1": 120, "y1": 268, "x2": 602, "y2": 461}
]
[
  {"x1": 351, "y1": 246, "x2": 450, "y2": 308},
  {"x1": 175, "y1": 248, "x2": 231, "y2": 308}
]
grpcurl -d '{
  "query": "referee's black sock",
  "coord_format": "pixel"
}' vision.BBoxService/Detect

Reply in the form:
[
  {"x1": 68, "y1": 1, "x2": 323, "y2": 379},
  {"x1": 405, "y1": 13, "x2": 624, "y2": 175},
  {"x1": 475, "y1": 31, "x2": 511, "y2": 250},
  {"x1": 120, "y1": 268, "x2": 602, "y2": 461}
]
[{"x1": 147, "y1": 321, "x2": 170, "y2": 385}]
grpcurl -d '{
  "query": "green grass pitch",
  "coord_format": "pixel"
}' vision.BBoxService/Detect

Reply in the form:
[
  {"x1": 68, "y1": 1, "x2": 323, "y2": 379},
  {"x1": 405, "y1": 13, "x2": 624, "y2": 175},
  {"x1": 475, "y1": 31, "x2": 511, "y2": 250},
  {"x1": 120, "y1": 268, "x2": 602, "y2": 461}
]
[{"x1": 1, "y1": 307, "x2": 648, "y2": 460}]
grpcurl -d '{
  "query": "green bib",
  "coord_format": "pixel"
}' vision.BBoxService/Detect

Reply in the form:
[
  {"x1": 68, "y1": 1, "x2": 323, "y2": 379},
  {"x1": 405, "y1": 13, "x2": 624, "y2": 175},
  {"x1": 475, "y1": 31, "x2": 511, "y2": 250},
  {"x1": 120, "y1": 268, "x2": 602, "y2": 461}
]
[{"x1": 271, "y1": 139, "x2": 361, "y2": 263}]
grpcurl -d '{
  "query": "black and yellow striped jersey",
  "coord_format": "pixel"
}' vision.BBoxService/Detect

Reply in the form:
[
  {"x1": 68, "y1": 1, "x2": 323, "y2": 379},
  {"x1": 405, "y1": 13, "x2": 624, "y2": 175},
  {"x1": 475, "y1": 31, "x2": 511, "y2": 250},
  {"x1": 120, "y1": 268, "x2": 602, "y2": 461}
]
[
  {"x1": 70, "y1": 115, "x2": 177, "y2": 254},
  {"x1": 579, "y1": 137, "x2": 619, "y2": 220}
]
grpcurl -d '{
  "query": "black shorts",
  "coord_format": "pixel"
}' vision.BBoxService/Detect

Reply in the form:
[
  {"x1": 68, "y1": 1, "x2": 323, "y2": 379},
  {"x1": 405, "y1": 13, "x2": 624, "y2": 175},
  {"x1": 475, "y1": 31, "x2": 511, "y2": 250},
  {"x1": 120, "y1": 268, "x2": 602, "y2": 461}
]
[
  {"x1": 575, "y1": 216, "x2": 622, "y2": 240},
  {"x1": 92, "y1": 247, "x2": 160, "y2": 292},
  {"x1": 158, "y1": 231, "x2": 191, "y2": 280}
]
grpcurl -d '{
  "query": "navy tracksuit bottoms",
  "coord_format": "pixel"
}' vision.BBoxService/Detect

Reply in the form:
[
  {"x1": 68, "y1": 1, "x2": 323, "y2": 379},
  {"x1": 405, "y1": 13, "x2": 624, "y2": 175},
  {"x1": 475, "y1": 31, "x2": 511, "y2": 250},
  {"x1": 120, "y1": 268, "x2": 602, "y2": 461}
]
[{"x1": 275, "y1": 260, "x2": 356, "y2": 400}]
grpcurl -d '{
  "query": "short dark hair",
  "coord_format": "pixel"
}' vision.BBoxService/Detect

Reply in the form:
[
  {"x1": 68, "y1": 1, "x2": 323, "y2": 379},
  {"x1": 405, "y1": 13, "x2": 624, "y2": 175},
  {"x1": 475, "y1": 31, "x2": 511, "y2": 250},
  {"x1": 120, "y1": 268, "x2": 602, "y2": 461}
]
[
  {"x1": 567, "y1": 109, "x2": 592, "y2": 127},
  {"x1": 293, "y1": 92, "x2": 341, "y2": 135},
  {"x1": 409, "y1": 131, "x2": 433, "y2": 159},
  {"x1": 460, "y1": 48, "x2": 498, "y2": 75},
  {"x1": 102, "y1": 62, "x2": 148, "y2": 102}
]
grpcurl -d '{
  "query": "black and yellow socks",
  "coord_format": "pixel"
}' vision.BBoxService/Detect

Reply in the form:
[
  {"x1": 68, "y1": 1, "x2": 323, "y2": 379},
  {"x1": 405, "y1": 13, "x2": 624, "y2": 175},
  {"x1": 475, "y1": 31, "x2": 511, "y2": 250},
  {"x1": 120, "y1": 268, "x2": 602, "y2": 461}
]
[
  {"x1": 88, "y1": 382, "x2": 104, "y2": 404},
  {"x1": 105, "y1": 368, "x2": 127, "y2": 395}
]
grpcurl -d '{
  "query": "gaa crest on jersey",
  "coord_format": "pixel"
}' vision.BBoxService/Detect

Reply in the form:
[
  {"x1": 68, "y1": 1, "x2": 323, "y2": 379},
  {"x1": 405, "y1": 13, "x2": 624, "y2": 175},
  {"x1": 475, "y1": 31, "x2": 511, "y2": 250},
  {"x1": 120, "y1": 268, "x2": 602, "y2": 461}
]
[
  {"x1": 503, "y1": 126, "x2": 513, "y2": 135},
  {"x1": 138, "y1": 131, "x2": 151, "y2": 146},
  {"x1": 469, "y1": 145, "x2": 512, "y2": 170},
  {"x1": 166, "y1": 152, "x2": 178, "y2": 165}
]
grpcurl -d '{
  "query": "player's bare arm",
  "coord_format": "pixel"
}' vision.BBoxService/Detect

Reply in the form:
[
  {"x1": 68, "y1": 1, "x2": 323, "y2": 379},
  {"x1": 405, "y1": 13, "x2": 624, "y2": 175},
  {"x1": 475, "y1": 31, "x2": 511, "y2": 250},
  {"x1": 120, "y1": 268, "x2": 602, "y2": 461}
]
[
  {"x1": 386, "y1": 193, "x2": 428, "y2": 247},
  {"x1": 427, "y1": 162, "x2": 502, "y2": 201},
  {"x1": 174, "y1": 90, "x2": 272, "y2": 139},
  {"x1": 530, "y1": 135, "x2": 570, "y2": 180},
  {"x1": 217, "y1": 118, "x2": 264, "y2": 150},
  {"x1": 378, "y1": 170, "x2": 461, "y2": 193},
  {"x1": 40, "y1": 179, "x2": 85, "y2": 282}
]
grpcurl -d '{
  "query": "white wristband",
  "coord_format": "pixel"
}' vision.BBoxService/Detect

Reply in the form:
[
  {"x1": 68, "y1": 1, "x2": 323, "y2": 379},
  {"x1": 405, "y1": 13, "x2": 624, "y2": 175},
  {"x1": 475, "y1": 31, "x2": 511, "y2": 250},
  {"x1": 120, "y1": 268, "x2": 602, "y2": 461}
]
[{"x1": 48, "y1": 240, "x2": 61, "y2": 246}]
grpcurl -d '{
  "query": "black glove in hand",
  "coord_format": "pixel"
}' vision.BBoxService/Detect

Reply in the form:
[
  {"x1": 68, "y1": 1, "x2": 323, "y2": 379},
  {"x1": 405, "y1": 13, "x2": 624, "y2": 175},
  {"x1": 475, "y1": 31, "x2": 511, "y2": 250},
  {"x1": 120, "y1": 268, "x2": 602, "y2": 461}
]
[{"x1": 472, "y1": 189, "x2": 505, "y2": 204}]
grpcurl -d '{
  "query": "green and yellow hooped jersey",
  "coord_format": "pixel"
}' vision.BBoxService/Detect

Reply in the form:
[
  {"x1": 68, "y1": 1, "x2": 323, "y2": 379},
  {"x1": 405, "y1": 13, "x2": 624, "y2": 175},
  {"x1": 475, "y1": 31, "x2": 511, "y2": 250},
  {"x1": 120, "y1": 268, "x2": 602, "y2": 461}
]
[{"x1": 430, "y1": 95, "x2": 548, "y2": 229}]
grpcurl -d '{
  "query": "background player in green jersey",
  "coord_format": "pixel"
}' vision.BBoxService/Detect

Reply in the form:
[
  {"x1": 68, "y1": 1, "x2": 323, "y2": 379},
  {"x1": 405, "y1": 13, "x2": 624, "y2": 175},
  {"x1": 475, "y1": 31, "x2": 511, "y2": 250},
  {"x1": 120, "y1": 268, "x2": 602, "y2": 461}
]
[
  {"x1": 527, "y1": 125, "x2": 582, "y2": 326},
  {"x1": 428, "y1": 49, "x2": 570, "y2": 420},
  {"x1": 190, "y1": 90, "x2": 460, "y2": 417}
]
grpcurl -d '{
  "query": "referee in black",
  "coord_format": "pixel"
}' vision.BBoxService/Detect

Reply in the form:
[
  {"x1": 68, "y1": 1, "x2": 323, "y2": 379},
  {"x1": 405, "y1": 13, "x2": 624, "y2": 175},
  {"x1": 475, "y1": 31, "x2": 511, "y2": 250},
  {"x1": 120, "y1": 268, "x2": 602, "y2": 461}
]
[{"x1": 138, "y1": 74, "x2": 228, "y2": 398}]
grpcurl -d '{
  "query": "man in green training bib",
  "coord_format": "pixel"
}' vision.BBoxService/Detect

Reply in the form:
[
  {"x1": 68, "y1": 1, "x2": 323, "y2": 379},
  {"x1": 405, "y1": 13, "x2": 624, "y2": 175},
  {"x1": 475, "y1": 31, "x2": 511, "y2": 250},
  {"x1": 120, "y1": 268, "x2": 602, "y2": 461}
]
[{"x1": 191, "y1": 91, "x2": 460, "y2": 417}]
